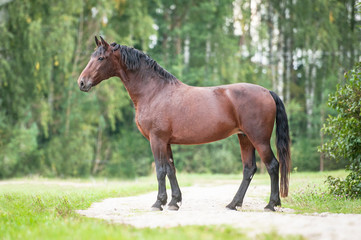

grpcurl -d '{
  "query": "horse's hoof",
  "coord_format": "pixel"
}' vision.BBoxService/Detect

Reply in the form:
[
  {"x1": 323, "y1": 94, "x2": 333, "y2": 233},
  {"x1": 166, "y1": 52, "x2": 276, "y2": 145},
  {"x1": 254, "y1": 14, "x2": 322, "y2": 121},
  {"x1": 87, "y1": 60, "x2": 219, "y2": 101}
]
[
  {"x1": 226, "y1": 204, "x2": 237, "y2": 211},
  {"x1": 264, "y1": 204, "x2": 275, "y2": 212},
  {"x1": 168, "y1": 205, "x2": 179, "y2": 211},
  {"x1": 151, "y1": 205, "x2": 163, "y2": 211}
]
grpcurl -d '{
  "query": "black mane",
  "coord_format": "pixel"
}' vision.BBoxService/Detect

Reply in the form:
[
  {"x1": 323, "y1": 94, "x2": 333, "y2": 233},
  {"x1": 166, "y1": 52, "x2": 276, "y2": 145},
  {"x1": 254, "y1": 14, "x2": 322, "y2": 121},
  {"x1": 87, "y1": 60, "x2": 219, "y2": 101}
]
[{"x1": 111, "y1": 43, "x2": 178, "y2": 84}]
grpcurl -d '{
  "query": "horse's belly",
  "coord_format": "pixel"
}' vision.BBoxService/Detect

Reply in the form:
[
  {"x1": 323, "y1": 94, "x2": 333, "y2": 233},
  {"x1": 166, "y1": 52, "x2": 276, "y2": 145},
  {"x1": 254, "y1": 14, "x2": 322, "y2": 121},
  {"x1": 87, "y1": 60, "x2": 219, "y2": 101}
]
[
  {"x1": 170, "y1": 129, "x2": 239, "y2": 145},
  {"x1": 169, "y1": 119, "x2": 239, "y2": 145},
  {"x1": 168, "y1": 90, "x2": 239, "y2": 144}
]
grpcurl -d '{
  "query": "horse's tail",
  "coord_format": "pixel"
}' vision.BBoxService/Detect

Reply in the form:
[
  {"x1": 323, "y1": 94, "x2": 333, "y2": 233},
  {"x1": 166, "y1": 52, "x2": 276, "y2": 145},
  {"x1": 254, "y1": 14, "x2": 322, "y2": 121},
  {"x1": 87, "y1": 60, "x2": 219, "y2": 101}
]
[{"x1": 269, "y1": 91, "x2": 291, "y2": 198}]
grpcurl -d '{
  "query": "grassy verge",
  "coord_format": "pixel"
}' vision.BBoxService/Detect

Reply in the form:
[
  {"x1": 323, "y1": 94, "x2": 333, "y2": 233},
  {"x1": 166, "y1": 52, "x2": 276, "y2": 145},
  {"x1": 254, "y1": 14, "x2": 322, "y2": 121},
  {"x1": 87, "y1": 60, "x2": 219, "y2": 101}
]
[
  {"x1": 283, "y1": 170, "x2": 361, "y2": 214},
  {"x1": 0, "y1": 175, "x2": 303, "y2": 240}
]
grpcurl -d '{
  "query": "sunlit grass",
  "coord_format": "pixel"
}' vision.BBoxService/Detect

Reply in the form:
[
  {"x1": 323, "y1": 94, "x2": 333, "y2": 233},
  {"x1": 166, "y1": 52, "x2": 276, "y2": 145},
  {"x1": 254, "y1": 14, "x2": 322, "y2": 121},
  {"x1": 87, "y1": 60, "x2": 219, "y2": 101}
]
[
  {"x1": 0, "y1": 175, "x2": 305, "y2": 240},
  {"x1": 0, "y1": 178, "x2": 158, "y2": 240},
  {"x1": 282, "y1": 170, "x2": 361, "y2": 214}
]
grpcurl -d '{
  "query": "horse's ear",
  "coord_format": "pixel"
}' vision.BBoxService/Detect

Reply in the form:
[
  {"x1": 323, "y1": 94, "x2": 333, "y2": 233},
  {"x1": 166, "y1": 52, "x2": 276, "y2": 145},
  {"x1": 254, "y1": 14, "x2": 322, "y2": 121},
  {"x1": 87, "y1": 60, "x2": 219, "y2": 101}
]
[
  {"x1": 95, "y1": 36, "x2": 101, "y2": 47},
  {"x1": 100, "y1": 36, "x2": 109, "y2": 49}
]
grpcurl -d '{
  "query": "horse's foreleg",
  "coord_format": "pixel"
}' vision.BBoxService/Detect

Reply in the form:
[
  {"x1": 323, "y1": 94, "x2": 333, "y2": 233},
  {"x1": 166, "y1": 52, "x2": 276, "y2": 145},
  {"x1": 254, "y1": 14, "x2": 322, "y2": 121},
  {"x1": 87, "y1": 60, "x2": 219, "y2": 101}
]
[
  {"x1": 150, "y1": 138, "x2": 168, "y2": 211},
  {"x1": 226, "y1": 134, "x2": 256, "y2": 210},
  {"x1": 166, "y1": 144, "x2": 182, "y2": 210}
]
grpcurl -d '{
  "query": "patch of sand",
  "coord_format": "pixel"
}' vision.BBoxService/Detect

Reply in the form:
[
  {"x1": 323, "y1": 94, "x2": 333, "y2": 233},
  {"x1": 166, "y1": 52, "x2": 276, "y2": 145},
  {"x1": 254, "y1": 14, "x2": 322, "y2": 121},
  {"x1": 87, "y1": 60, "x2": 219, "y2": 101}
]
[{"x1": 77, "y1": 184, "x2": 361, "y2": 240}]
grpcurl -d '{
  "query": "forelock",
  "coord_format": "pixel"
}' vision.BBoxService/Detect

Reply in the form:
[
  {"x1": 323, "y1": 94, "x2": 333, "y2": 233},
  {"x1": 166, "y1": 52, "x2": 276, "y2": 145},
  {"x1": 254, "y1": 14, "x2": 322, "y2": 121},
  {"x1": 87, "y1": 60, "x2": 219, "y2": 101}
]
[{"x1": 92, "y1": 46, "x2": 106, "y2": 57}]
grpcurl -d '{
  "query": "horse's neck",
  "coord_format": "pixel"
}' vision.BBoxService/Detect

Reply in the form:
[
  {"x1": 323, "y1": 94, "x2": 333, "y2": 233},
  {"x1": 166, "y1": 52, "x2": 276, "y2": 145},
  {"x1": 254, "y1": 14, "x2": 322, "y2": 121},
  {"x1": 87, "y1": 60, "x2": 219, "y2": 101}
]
[{"x1": 119, "y1": 70, "x2": 170, "y2": 107}]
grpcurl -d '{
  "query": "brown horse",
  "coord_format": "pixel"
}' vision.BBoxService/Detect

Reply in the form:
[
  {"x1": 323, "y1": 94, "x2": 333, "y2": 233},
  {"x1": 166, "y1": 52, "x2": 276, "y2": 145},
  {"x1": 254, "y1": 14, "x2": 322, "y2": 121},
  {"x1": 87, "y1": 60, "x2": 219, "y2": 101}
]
[{"x1": 78, "y1": 36, "x2": 291, "y2": 211}]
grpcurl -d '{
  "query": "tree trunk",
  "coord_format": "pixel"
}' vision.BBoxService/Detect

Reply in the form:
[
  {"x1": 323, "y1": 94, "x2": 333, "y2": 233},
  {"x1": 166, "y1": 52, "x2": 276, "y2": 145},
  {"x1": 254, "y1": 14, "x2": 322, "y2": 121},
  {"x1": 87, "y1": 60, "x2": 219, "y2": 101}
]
[
  {"x1": 320, "y1": 104, "x2": 325, "y2": 171},
  {"x1": 267, "y1": 0, "x2": 277, "y2": 91},
  {"x1": 65, "y1": 2, "x2": 84, "y2": 136},
  {"x1": 92, "y1": 120, "x2": 103, "y2": 175}
]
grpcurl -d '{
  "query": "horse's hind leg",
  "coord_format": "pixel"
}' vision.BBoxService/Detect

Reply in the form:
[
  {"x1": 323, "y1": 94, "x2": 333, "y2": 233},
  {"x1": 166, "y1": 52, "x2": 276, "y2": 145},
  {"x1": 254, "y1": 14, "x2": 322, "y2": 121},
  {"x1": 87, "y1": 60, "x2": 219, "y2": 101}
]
[
  {"x1": 166, "y1": 144, "x2": 182, "y2": 210},
  {"x1": 255, "y1": 143, "x2": 281, "y2": 211},
  {"x1": 226, "y1": 134, "x2": 256, "y2": 210}
]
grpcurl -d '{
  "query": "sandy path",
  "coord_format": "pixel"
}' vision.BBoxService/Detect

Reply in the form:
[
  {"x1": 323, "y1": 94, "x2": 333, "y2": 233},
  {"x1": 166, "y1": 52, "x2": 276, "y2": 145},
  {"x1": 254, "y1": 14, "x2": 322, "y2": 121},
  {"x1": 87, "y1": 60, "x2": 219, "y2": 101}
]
[{"x1": 77, "y1": 184, "x2": 361, "y2": 240}]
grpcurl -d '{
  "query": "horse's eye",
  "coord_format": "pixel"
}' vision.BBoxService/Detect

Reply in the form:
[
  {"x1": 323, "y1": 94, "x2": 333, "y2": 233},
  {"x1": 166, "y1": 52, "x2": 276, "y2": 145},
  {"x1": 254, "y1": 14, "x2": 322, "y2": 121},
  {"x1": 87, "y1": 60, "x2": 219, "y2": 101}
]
[{"x1": 98, "y1": 57, "x2": 104, "y2": 61}]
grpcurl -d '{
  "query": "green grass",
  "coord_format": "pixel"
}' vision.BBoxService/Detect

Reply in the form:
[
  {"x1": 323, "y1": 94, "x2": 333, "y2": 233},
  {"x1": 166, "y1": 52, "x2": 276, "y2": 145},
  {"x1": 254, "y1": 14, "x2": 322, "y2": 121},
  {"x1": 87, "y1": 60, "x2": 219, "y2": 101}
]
[
  {"x1": 0, "y1": 175, "x2": 303, "y2": 240},
  {"x1": 0, "y1": 177, "x2": 159, "y2": 239},
  {"x1": 1, "y1": 171, "x2": 357, "y2": 239},
  {"x1": 283, "y1": 170, "x2": 361, "y2": 214}
]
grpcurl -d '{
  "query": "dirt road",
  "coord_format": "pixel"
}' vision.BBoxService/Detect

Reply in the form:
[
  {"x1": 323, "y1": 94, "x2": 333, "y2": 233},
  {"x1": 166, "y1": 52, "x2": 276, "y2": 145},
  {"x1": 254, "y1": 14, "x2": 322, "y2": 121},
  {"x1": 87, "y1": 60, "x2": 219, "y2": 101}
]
[{"x1": 77, "y1": 184, "x2": 361, "y2": 240}]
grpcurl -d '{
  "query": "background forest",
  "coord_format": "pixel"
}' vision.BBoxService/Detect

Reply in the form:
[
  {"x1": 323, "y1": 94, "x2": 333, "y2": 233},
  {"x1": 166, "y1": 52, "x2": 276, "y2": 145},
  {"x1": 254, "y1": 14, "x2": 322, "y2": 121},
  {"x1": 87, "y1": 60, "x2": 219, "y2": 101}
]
[{"x1": 0, "y1": 0, "x2": 360, "y2": 178}]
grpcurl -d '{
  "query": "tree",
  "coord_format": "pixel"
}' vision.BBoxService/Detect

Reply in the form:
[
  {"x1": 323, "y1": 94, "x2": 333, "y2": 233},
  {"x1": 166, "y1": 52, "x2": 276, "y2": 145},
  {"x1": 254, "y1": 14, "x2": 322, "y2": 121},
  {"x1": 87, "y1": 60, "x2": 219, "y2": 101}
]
[
  {"x1": 320, "y1": 62, "x2": 361, "y2": 198},
  {"x1": 0, "y1": 0, "x2": 360, "y2": 178},
  {"x1": 0, "y1": 0, "x2": 155, "y2": 178}
]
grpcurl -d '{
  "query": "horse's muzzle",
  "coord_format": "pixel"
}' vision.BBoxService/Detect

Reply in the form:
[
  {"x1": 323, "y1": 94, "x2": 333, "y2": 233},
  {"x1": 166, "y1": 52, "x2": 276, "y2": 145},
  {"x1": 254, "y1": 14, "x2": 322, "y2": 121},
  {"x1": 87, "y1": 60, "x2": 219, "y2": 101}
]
[{"x1": 79, "y1": 77, "x2": 92, "y2": 92}]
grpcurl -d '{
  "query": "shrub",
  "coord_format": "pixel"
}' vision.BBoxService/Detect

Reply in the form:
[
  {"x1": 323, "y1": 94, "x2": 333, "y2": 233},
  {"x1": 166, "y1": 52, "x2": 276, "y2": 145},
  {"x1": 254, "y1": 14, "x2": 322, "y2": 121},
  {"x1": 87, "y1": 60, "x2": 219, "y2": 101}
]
[{"x1": 320, "y1": 62, "x2": 361, "y2": 198}]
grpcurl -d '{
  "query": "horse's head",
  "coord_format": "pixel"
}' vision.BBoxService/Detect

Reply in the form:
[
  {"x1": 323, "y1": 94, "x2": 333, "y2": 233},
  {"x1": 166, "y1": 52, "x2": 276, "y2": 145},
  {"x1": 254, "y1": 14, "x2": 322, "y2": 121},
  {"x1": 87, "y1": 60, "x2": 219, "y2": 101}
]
[{"x1": 78, "y1": 36, "x2": 120, "y2": 92}]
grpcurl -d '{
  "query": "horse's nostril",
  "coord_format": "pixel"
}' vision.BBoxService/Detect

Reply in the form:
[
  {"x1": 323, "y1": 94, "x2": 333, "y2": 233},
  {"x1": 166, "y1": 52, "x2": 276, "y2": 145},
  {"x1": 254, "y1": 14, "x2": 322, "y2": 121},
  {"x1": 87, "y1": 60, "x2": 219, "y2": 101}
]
[{"x1": 80, "y1": 80, "x2": 84, "y2": 87}]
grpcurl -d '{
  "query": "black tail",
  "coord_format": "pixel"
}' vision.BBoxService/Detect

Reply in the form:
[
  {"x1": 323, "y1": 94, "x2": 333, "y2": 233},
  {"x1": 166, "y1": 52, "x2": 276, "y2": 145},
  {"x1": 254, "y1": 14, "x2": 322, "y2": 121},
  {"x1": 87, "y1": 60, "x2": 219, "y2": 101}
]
[{"x1": 269, "y1": 91, "x2": 291, "y2": 197}]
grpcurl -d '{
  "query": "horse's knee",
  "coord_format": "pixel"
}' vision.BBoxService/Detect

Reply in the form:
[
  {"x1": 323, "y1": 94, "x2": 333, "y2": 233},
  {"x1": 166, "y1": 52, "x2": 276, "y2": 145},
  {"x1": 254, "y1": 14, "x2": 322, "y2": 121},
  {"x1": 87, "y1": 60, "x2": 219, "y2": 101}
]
[
  {"x1": 166, "y1": 160, "x2": 176, "y2": 176},
  {"x1": 155, "y1": 163, "x2": 167, "y2": 180},
  {"x1": 243, "y1": 164, "x2": 257, "y2": 180}
]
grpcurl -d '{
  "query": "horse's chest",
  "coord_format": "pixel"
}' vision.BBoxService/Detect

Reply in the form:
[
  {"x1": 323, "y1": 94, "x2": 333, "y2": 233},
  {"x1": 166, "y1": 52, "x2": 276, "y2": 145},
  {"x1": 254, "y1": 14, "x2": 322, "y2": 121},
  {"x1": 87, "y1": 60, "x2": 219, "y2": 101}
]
[
  {"x1": 135, "y1": 117, "x2": 148, "y2": 140},
  {"x1": 135, "y1": 110, "x2": 152, "y2": 140},
  {"x1": 135, "y1": 106, "x2": 170, "y2": 140}
]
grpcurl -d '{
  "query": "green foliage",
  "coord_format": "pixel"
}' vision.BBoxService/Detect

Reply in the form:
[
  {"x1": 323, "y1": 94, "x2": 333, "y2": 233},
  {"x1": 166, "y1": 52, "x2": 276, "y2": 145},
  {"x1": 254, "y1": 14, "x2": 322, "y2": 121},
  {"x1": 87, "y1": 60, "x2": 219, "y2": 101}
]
[
  {"x1": 0, "y1": 0, "x2": 360, "y2": 178},
  {"x1": 320, "y1": 62, "x2": 361, "y2": 198},
  {"x1": 326, "y1": 173, "x2": 361, "y2": 199},
  {"x1": 0, "y1": 123, "x2": 38, "y2": 178},
  {"x1": 0, "y1": 0, "x2": 153, "y2": 179},
  {"x1": 174, "y1": 138, "x2": 242, "y2": 174},
  {"x1": 291, "y1": 138, "x2": 320, "y2": 171}
]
